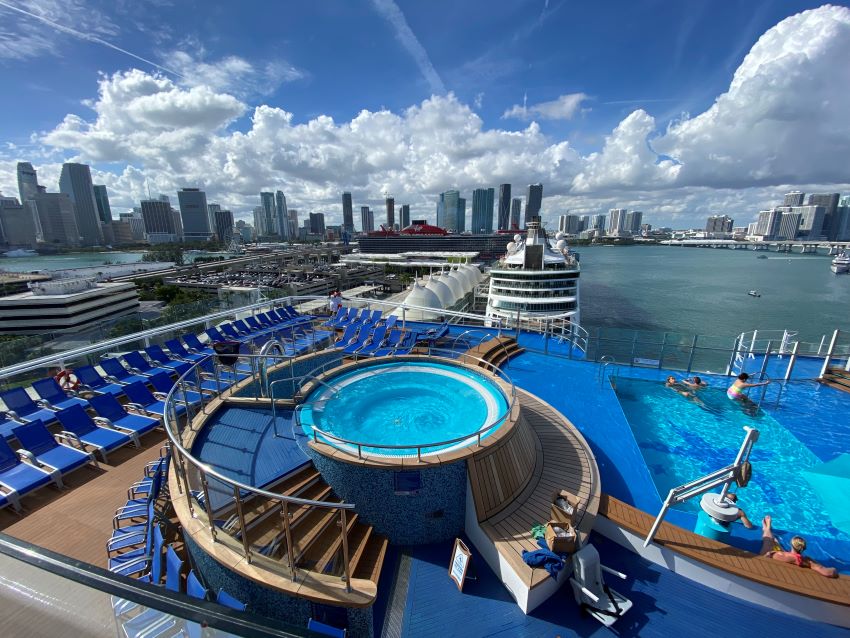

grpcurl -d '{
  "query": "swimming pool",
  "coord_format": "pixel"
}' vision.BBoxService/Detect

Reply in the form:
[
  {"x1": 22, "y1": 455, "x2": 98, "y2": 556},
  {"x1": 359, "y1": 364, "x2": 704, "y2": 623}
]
[
  {"x1": 613, "y1": 377, "x2": 850, "y2": 569},
  {"x1": 299, "y1": 360, "x2": 510, "y2": 457}
]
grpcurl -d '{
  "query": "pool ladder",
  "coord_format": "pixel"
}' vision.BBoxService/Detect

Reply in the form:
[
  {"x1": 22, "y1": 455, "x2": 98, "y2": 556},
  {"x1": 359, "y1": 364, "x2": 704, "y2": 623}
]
[{"x1": 598, "y1": 356, "x2": 618, "y2": 387}]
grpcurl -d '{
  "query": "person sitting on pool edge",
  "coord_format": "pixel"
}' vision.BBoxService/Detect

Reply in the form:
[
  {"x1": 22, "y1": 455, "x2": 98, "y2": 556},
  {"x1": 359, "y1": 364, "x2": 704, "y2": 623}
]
[
  {"x1": 726, "y1": 372, "x2": 768, "y2": 405},
  {"x1": 681, "y1": 376, "x2": 707, "y2": 390},
  {"x1": 760, "y1": 516, "x2": 837, "y2": 577}
]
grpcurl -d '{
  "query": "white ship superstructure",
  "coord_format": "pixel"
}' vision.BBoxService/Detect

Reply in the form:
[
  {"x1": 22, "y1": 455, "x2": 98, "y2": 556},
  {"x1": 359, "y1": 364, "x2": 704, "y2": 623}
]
[
  {"x1": 830, "y1": 250, "x2": 849, "y2": 274},
  {"x1": 485, "y1": 216, "x2": 580, "y2": 328}
]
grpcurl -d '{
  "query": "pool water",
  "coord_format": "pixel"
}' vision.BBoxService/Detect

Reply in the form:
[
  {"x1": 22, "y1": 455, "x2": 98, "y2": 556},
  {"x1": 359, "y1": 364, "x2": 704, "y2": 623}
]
[
  {"x1": 299, "y1": 361, "x2": 509, "y2": 456},
  {"x1": 613, "y1": 378, "x2": 850, "y2": 558}
]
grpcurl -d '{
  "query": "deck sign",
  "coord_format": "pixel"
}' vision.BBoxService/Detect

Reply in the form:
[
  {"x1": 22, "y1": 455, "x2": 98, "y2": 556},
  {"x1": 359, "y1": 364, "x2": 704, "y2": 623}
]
[{"x1": 449, "y1": 538, "x2": 472, "y2": 591}]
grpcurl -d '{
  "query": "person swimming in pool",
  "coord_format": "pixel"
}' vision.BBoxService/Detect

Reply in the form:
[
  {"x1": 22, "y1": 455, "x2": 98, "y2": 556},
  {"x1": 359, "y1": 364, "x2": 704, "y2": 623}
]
[
  {"x1": 760, "y1": 516, "x2": 836, "y2": 578},
  {"x1": 681, "y1": 376, "x2": 707, "y2": 390},
  {"x1": 727, "y1": 373, "x2": 768, "y2": 411},
  {"x1": 665, "y1": 375, "x2": 691, "y2": 397}
]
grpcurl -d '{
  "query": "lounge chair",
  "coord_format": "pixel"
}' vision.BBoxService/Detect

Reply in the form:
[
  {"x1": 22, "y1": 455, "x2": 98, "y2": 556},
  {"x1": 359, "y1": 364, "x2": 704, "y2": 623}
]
[
  {"x1": 89, "y1": 394, "x2": 160, "y2": 439},
  {"x1": 333, "y1": 324, "x2": 361, "y2": 350},
  {"x1": 371, "y1": 329, "x2": 408, "y2": 356},
  {"x1": 0, "y1": 387, "x2": 59, "y2": 425},
  {"x1": 342, "y1": 326, "x2": 378, "y2": 355},
  {"x1": 164, "y1": 338, "x2": 207, "y2": 364},
  {"x1": 32, "y1": 378, "x2": 90, "y2": 411},
  {"x1": 182, "y1": 333, "x2": 215, "y2": 356},
  {"x1": 382, "y1": 315, "x2": 398, "y2": 331},
  {"x1": 307, "y1": 619, "x2": 347, "y2": 638},
  {"x1": 286, "y1": 304, "x2": 315, "y2": 320},
  {"x1": 144, "y1": 345, "x2": 195, "y2": 374},
  {"x1": 165, "y1": 544, "x2": 184, "y2": 593},
  {"x1": 73, "y1": 365, "x2": 126, "y2": 398},
  {"x1": 205, "y1": 325, "x2": 243, "y2": 345},
  {"x1": 568, "y1": 543, "x2": 633, "y2": 627},
  {"x1": 113, "y1": 470, "x2": 163, "y2": 529},
  {"x1": 322, "y1": 307, "x2": 347, "y2": 327},
  {"x1": 219, "y1": 323, "x2": 246, "y2": 340},
  {"x1": 148, "y1": 372, "x2": 204, "y2": 409},
  {"x1": 100, "y1": 358, "x2": 151, "y2": 386},
  {"x1": 0, "y1": 435, "x2": 56, "y2": 511},
  {"x1": 187, "y1": 570, "x2": 210, "y2": 600},
  {"x1": 357, "y1": 326, "x2": 391, "y2": 356},
  {"x1": 123, "y1": 351, "x2": 191, "y2": 378},
  {"x1": 216, "y1": 588, "x2": 247, "y2": 611},
  {"x1": 56, "y1": 405, "x2": 136, "y2": 462},
  {"x1": 331, "y1": 307, "x2": 358, "y2": 328},
  {"x1": 349, "y1": 308, "x2": 371, "y2": 328},
  {"x1": 11, "y1": 420, "x2": 97, "y2": 486},
  {"x1": 122, "y1": 381, "x2": 185, "y2": 419},
  {"x1": 0, "y1": 413, "x2": 18, "y2": 441}
]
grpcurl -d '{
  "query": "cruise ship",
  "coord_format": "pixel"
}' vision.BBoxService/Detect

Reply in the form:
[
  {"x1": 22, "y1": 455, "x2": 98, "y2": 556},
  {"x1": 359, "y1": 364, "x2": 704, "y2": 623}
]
[
  {"x1": 0, "y1": 290, "x2": 849, "y2": 638},
  {"x1": 485, "y1": 217, "x2": 580, "y2": 332}
]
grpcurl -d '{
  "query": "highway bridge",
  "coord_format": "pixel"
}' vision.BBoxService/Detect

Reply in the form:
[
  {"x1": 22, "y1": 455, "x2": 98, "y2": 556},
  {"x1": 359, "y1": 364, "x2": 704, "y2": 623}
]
[{"x1": 659, "y1": 239, "x2": 850, "y2": 254}]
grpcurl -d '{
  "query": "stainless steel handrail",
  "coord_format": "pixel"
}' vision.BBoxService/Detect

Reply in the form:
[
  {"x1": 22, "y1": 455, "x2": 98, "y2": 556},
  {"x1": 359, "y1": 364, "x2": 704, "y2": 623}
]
[{"x1": 295, "y1": 349, "x2": 518, "y2": 461}]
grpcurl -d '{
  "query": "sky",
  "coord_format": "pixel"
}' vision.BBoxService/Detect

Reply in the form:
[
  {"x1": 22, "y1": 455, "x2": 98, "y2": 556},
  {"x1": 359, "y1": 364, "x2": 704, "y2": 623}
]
[{"x1": 1, "y1": 0, "x2": 849, "y2": 229}]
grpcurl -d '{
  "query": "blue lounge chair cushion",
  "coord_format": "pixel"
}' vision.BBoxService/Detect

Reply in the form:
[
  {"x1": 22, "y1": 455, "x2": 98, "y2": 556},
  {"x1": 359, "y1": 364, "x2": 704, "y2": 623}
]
[
  {"x1": 32, "y1": 378, "x2": 89, "y2": 411},
  {"x1": 0, "y1": 387, "x2": 58, "y2": 424},
  {"x1": 11, "y1": 420, "x2": 92, "y2": 474},
  {"x1": 56, "y1": 405, "x2": 133, "y2": 458},
  {"x1": 100, "y1": 358, "x2": 150, "y2": 385},
  {"x1": 73, "y1": 365, "x2": 126, "y2": 397},
  {"x1": 89, "y1": 394, "x2": 160, "y2": 436},
  {"x1": 0, "y1": 436, "x2": 55, "y2": 499}
]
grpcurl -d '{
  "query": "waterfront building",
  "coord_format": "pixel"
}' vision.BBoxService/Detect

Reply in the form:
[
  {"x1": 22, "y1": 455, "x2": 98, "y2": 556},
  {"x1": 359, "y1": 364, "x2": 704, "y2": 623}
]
[
  {"x1": 607, "y1": 208, "x2": 627, "y2": 236},
  {"x1": 784, "y1": 191, "x2": 805, "y2": 207},
  {"x1": 309, "y1": 212, "x2": 326, "y2": 237},
  {"x1": 252, "y1": 206, "x2": 266, "y2": 236},
  {"x1": 525, "y1": 183, "x2": 543, "y2": 225},
  {"x1": 497, "y1": 184, "x2": 511, "y2": 230},
  {"x1": 342, "y1": 192, "x2": 354, "y2": 234},
  {"x1": 624, "y1": 210, "x2": 643, "y2": 235},
  {"x1": 360, "y1": 206, "x2": 374, "y2": 232},
  {"x1": 510, "y1": 197, "x2": 522, "y2": 229},
  {"x1": 0, "y1": 278, "x2": 139, "y2": 335},
  {"x1": 833, "y1": 201, "x2": 850, "y2": 241},
  {"x1": 33, "y1": 193, "x2": 80, "y2": 246},
  {"x1": 213, "y1": 209, "x2": 234, "y2": 243},
  {"x1": 92, "y1": 185, "x2": 112, "y2": 224},
  {"x1": 471, "y1": 187, "x2": 495, "y2": 234},
  {"x1": 437, "y1": 190, "x2": 466, "y2": 232},
  {"x1": 399, "y1": 204, "x2": 410, "y2": 229},
  {"x1": 808, "y1": 193, "x2": 840, "y2": 240},
  {"x1": 777, "y1": 212, "x2": 802, "y2": 240},
  {"x1": 795, "y1": 205, "x2": 826, "y2": 239},
  {"x1": 385, "y1": 196, "x2": 395, "y2": 229},
  {"x1": 141, "y1": 199, "x2": 179, "y2": 243},
  {"x1": 16, "y1": 161, "x2": 42, "y2": 202},
  {"x1": 178, "y1": 188, "x2": 213, "y2": 241},
  {"x1": 0, "y1": 196, "x2": 39, "y2": 247},
  {"x1": 288, "y1": 209, "x2": 299, "y2": 238},
  {"x1": 59, "y1": 163, "x2": 104, "y2": 246},
  {"x1": 235, "y1": 220, "x2": 254, "y2": 242},
  {"x1": 755, "y1": 209, "x2": 782, "y2": 239},
  {"x1": 706, "y1": 215, "x2": 734, "y2": 235},
  {"x1": 558, "y1": 214, "x2": 584, "y2": 235},
  {"x1": 276, "y1": 191, "x2": 289, "y2": 239},
  {"x1": 259, "y1": 192, "x2": 277, "y2": 237},
  {"x1": 640, "y1": 223, "x2": 653, "y2": 236}
]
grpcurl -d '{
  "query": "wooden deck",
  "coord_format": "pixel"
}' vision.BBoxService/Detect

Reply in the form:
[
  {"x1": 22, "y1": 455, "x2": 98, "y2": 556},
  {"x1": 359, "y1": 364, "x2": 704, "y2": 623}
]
[
  {"x1": 599, "y1": 494, "x2": 850, "y2": 607},
  {"x1": 475, "y1": 390, "x2": 601, "y2": 589},
  {"x1": 0, "y1": 432, "x2": 167, "y2": 567}
]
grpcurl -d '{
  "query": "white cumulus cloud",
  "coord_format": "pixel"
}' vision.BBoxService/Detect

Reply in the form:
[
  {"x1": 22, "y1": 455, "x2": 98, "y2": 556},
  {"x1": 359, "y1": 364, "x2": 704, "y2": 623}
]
[{"x1": 503, "y1": 93, "x2": 589, "y2": 121}]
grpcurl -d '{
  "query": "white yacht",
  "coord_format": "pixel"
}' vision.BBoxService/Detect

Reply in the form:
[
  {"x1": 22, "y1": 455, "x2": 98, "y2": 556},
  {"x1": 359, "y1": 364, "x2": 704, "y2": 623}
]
[
  {"x1": 830, "y1": 250, "x2": 849, "y2": 274},
  {"x1": 485, "y1": 216, "x2": 580, "y2": 329}
]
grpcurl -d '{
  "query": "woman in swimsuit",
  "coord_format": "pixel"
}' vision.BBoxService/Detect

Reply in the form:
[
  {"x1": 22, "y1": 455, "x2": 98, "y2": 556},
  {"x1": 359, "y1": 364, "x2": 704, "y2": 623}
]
[
  {"x1": 727, "y1": 372, "x2": 768, "y2": 402},
  {"x1": 760, "y1": 516, "x2": 837, "y2": 577}
]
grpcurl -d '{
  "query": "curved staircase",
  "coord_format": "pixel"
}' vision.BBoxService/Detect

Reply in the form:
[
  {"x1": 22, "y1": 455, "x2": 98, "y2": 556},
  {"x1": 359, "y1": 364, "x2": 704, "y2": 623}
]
[
  {"x1": 462, "y1": 336, "x2": 525, "y2": 368},
  {"x1": 819, "y1": 367, "x2": 850, "y2": 395}
]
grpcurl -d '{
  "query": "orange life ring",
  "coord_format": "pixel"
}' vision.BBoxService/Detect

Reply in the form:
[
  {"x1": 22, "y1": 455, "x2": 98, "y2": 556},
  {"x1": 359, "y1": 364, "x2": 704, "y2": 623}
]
[{"x1": 55, "y1": 369, "x2": 80, "y2": 391}]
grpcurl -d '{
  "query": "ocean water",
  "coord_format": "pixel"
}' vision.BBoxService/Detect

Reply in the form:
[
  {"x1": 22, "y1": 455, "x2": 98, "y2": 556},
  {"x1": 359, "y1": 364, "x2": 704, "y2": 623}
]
[
  {"x1": 578, "y1": 245, "x2": 850, "y2": 341},
  {"x1": 0, "y1": 251, "x2": 146, "y2": 271}
]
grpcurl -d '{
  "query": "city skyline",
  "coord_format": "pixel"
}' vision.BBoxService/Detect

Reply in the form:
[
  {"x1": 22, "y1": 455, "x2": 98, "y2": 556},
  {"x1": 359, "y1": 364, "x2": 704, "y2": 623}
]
[{"x1": 1, "y1": 3, "x2": 849, "y2": 230}]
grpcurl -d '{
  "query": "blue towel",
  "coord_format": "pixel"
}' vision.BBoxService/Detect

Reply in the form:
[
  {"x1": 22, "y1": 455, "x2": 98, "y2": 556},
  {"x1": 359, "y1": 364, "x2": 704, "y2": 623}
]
[{"x1": 522, "y1": 537, "x2": 565, "y2": 579}]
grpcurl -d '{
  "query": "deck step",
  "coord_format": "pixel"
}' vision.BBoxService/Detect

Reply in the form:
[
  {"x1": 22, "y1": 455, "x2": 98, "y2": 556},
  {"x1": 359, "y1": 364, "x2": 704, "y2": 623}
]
[
  {"x1": 353, "y1": 534, "x2": 389, "y2": 584},
  {"x1": 299, "y1": 512, "x2": 359, "y2": 574},
  {"x1": 288, "y1": 501, "x2": 343, "y2": 561},
  {"x1": 244, "y1": 482, "x2": 333, "y2": 552},
  {"x1": 345, "y1": 523, "x2": 374, "y2": 576}
]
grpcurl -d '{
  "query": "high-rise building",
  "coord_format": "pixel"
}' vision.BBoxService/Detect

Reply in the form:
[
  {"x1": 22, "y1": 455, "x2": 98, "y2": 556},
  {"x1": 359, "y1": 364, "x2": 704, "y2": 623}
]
[
  {"x1": 341, "y1": 192, "x2": 354, "y2": 234},
  {"x1": 360, "y1": 206, "x2": 374, "y2": 232},
  {"x1": 795, "y1": 205, "x2": 826, "y2": 239},
  {"x1": 178, "y1": 188, "x2": 212, "y2": 241},
  {"x1": 783, "y1": 191, "x2": 806, "y2": 207},
  {"x1": 590, "y1": 214, "x2": 606, "y2": 232},
  {"x1": 497, "y1": 184, "x2": 511, "y2": 231},
  {"x1": 0, "y1": 196, "x2": 39, "y2": 248},
  {"x1": 252, "y1": 207, "x2": 265, "y2": 236},
  {"x1": 777, "y1": 212, "x2": 802, "y2": 240},
  {"x1": 141, "y1": 199, "x2": 179, "y2": 242},
  {"x1": 59, "y1": 163, "x2": 104, "y2": 246},
  {"x1": 259, "y1": 192, "x2": 277, "y2": 237},
  {"x1": 607, "y1": 209, "x2": 627, "y2": 235},
  {"x1": 275, "y1": 191, "x2": 289, "y2": 239},
  {"x1": 558, "y1": 214, "x2": 583, "y2": 235},
  {"x1": 117, "y1": 211, "x2": 146, "y2": 242},
  {"x1": 17, "y1": 162, "x2": 41, "y2": 202},
  {"x1": 92, "y1": 185, "x2": 112, "y2": 224},
  {"x1": 705, "y1": 215, "x2": 734, "y2": 234},
  {"x1": 437, "y1": 190, "x2": 465, "y2": 232},
  {"x1": 400, "y1": 204, "x2": 410, "y2": 229},
  {"x1": 525, "y1": 183, "x2": 543, "y2": 225},
  {"x1": 624, "y1": 211, "x2": 643, "y2": 235},
  {"x1": 33, "y1": 193, "x2": 80, "y2": 246},
  {"x1": 470, "y1": 187, "x2": 495, "y2": 233},
  {"x1": 288, "y1": 209, "x2": 298, "y2": 239},
  {"x1": 510, "y1": 198, "x2": 522, "y2": 229},
  {"x1": 309, "y1": 212, "x2": 326, "y2": 237},
  {"x1": 755, "y1": 209, "x2": 782, "y2": 238},
  {"x1": 385, "y1": 197, "x2": 395, "y2": 229},
  {"x1": 808, "y1": 193, "x2": 839, "y2": 239},
  {"x1": 213, "y1": 209, "x2": 234, "y2": 243},
  {"x1": 831, "y1": 203, "x2": 850, "y2": 241}
]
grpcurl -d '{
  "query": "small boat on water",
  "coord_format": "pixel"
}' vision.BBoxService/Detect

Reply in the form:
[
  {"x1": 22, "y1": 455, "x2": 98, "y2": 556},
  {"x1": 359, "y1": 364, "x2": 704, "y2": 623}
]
[
  {"x1": 748, "y1": 290, "x2": 761, "y2": 297},
  {"x1": 3, "y1": 249, "x2": 37, "y2": 258},
  {"x1": 756, "y1": 255, "x2": 768, "y2": 259},
  {"x1": 830, "y1": 251, "x2": 850, "y2": 274}
]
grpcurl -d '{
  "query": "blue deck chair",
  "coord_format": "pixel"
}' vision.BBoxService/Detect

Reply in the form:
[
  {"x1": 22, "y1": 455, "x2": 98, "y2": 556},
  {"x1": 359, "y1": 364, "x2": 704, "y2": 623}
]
[
  {"x1": 113, "y1": 469, "x2": 163, "y2": 528},
  {"x1": 0, "y1": 387, "x2": 59, "y2": 425},
  {"x1": 89, "y1": 394, "x2": 160, "y2": 439},
  {"x1": 371, "y1": 329, "x2": 406, "y2": 356},
  {"x1": 307, "y1": 619, "x2": 347, "y2": 638},
  {"x1": 333, "y1": 323, "x2": 361, "y2": 350},
  {"x1": 391, "y1": 332, "x2": 417, "y2": 355},
  {"x1": 123, "y1": 382, "x2": 184, "y2": 419},
  {"x1": 322, "y1": 306, "x2": 347, "y2": 327},
  {"x1": 12, "y1": 420, "x2": 96, "y2": 486},
  {"x1": 73, "y1": 365, "x2": 126, "y2": 398},
  {"x1": 205, "y1": 325, "x2": 244, "y2": 345},
  {"x1": 182, "y1": 333, "x2": 215, "y2": 355},
  {"x1": 164, "y1": 339, "x2": 206, "y2": 364},
  {"x1": 129, "y1": 455, "x2": 170, "y2": 501},
  {"x1": 243, "y1": 315, "x2": 264, "y2": 332},
  {"x1": 254, "y1": 311, "x2": 279, "y2": 328},
  {"x1": 349, "y1": 308, "x2": 371, "y2": 327},
  {"x1": 148, "y1": 372, "x2": 204, "y2": 409},
  {"x1": 0, "y1": 413, "x2": 18, "y2": 441},
  {"x1": 165, "y1": 544, "x2": 184, "y2": 593},
  {"x1": 219, "y1": 323, "x2": 246, "y2": 340},
  {"x1": 56, "y1": 405, "x2": 136, "y2": 462},
  {"x1": 333, "y1": 307, "x2": 359, "y2": 328},
  {"x1": 32, "y1": 378, "x2": 89, "y2": 411},
  {"x1": 145, "y1": 345, "x2": 194, "y2": 373},
  {"x1": 109, "y1": 506, "x2": 160, "y2": 577},
  {"x1": 124, "y1": 350, "x2": 190, "y2": 378},
  {"x1": 100, "y1": 358, "x2": 151, "y2": 386},
  {"x1": 382, "y1": 315, "x2": 398, "y2": 331},
  {"x1": 186, "y1": 570, "x2": 210, "y2": 600},
  {"x1": 232, "y1": 318, "x2": 260, "y2": 336},
  {"x1": 216, "y1": 588, "x2": 247, "y2": 611},
  {"x1": 342, "y1": 326, "x2": 376, "y2": 355},
  {"x1": 0, "y1": 436, "x2": 56, "y2": 511},
  {"x1": 286, "y1": 304, "x2": 315, "y2": 320},
  {"x1": 108, "y1": 501, "x2": 155, "y2": 560},
  {"x1": 364, "y1": 309, "x2": 383, "y2": 326},
  {"x1": 356, "y1": 325, "x2": 390, "y2": 356}
]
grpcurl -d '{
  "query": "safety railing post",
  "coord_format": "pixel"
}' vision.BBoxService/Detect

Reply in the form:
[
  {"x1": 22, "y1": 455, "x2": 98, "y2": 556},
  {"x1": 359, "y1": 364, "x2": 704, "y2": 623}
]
[
  {"x1": 819, "y1": 330, "x2": 840, "y2": 379},
  {"x1": 341, "y1": 509, "x2": 352, "y2": 592},
  {"x1": 281, "y1": 501, "x2": 296, "y2": 580},
  {"x1": 658, "y1": 333, "x2": 667, "y2": 369},
  {"x1": 784, "y1": 341, "x2": 800, "y2": 381},
  {"x1": 725, "y1": 336, "x2": 740, "y2": 376},
  {"x1": 233, "y1": 486, "x2": 253, "y2": 564},
  {"x1": 200, "y1": 470, "x2": 216, "y2": 541},
  {"x1": 685, "y1": 335, "x2": 698, "y2": 374}
]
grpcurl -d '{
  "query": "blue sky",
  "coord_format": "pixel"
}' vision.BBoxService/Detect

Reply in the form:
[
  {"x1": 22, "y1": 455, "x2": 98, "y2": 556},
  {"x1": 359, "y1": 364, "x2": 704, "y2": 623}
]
[{"x1": 1, "y1": 0, "x2": 849, "y2": 228}]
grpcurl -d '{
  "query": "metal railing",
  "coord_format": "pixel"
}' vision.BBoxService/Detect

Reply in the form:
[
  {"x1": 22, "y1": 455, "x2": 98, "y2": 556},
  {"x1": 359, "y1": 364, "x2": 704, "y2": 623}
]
[{"x1": 293, "y1": 348, "x2": 519, "y2": 461}]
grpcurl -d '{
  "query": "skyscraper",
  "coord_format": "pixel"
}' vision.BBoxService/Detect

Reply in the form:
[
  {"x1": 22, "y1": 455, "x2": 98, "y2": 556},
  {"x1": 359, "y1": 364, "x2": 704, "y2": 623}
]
[
  {"x1": 141, "y1": 199, "x2": 179, "y2": 241},
  {"x1": 808, "y1": 193, "x2": 839, "y2": 239},
  {"x1": 777, "y1": 212, "x2": 802, "y2": 240},
  {"x1": 755, "y1": 209, "x2": 782, "y2": 238},
  {"x1": 437, "y1": 190, "x2": 465, "y2": 232},
  {"x1": 590, "y1": 214, "x2": 606, "y2": 233},
  {"x1": 360, "y1": 206, "x2": 374, "y2": 232},
  {"x1": 0, "y1": 196, "x2": 39, "y2": 248},
  {"x1": 497, "y1": 184, "x2": 511, "y2": 231},
  {"x1": 275, "y1": 191, "x2": 289, "y2": 240},
  {"x1": 607, "y1": 209, "x2": 627, "y2": 235},
  {"x1": 510, "y1": 198, "x2": 522, "y2": 229},
  {"x1": 253, "y1": 206, "x2": 266, "y2": 236},
  {"x1": 33, "y1": 193, "x2": 80, "y2": 246},
  {"x1": 385, "y1": 197, "x2": 395, "y2": 229},
  {"x1": 470, "y1": 187, "x2": 495, "y2": 233},
  {"x1": 784, "y1": 191, "x2": 805, "y2": 207},
  {"x1": 178, "y1": 188, "x2": 212, "y2": 241},
  {"x1": 525, "y1": 183, "x2": 543, "y2": 225},
  {"x1": 400, "y1": 204, "x2": 410, "y2": 229},
  {"x1": 17, "y1": 162, "x2": 41, "y2": 202},
  {"x1": 288, "y1": 209, "x2": 299, "y2": 238},
  {"x1": 624, "y1": 210, "x2": 643, "y2": 235},
  {"x1": 59, "y1": 162, "x2": 104, "y2": 246},
  {"x1": 213, "y1": 209, "x2": 234, "y2": 243},
  {"x1": 795, "y1": 205, "x2": 826, "y2": 239},
  {"x1": 705, "y1": 215, "x2": 734, "y2": 234},
  {"x1": 558, "y1": 214, "x2": 583, "y2": 235},
  {"x1": 309, "y1": 212, "x2": 326, "y2": 237},
  {"x1": 92, "y1": 185, "x2": 112, "y2": 224},
  {"x1": 342, "y1": 192, "x2": 354, "y2": 234},
  {"x1": 260, "y1": 192, "x2": 276, "y2": 237}
]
